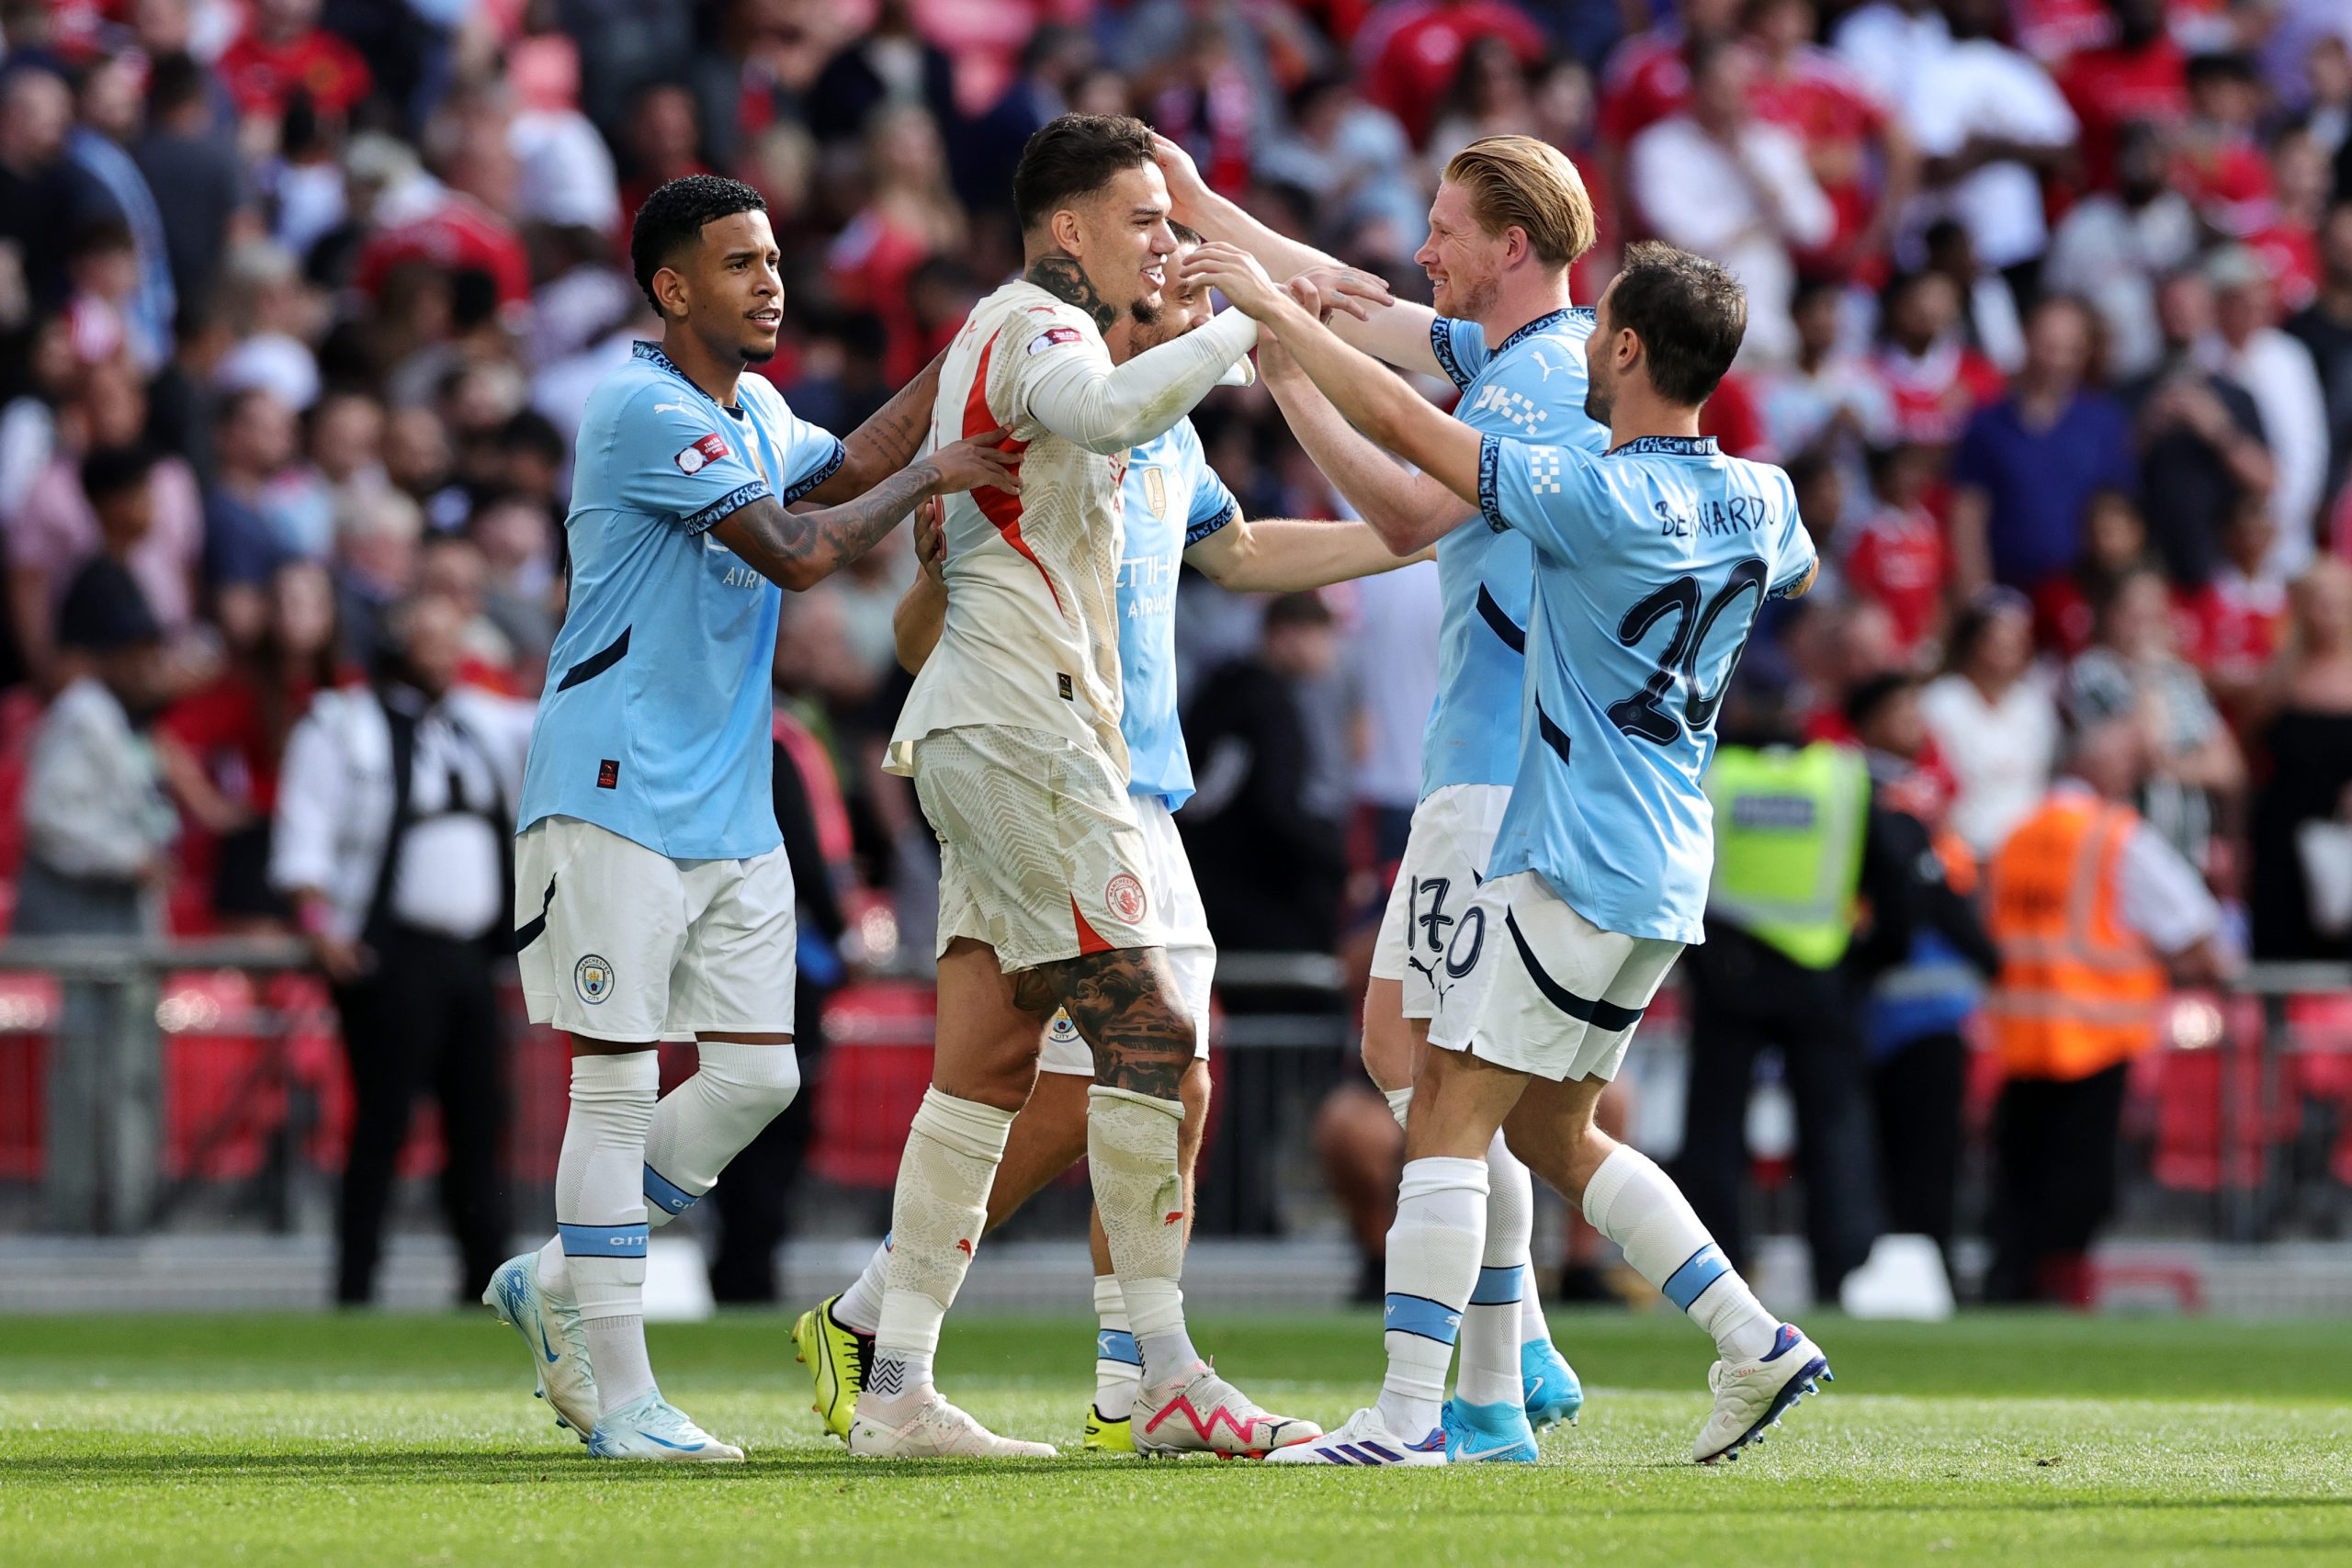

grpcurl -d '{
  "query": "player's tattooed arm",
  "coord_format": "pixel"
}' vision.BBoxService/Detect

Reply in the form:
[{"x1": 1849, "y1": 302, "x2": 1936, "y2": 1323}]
[
  {"x1": 710, "y1": 434, "x2": 1016, "y2": 591},
  {"x1": 802, "y1": 349, "x2": 949, "y2": 505},
  {"x1": 1025, "y1": 251, "x2": 1121, "y2": 336},
  {"x1": 1035, "y1": 946, "x2": 1195, "y2": 1100}
]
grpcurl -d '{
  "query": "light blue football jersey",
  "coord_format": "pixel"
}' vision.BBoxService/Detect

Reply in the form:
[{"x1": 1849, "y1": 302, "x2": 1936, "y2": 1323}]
[
  {"x1": 516, "y1": 342, "x2": 845, "y2": 861},
  {"x1": 1118, "y1": 417, "x2": 1238, "y2": 810},
  {"x1": 1476, "y1": 433, "x2": 1817, "y2": 944},
  {"x1": 1421, "y1": 308, "x2": 1611, "y2": 798}
]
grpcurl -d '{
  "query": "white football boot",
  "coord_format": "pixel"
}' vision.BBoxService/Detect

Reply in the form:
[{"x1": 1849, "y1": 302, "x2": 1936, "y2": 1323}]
[
  {"x1": 1692, "y1": 1323, "x2": 1832, "y2": 1463},
  {"x1": 1131, "y1": 1360, "x2": 1321, "y2": 1458},
  {"x1": 587, "y1": 1391, "x2": 746, "y2": 1462},
  {"x1": 1262, "y1": 1406, "x2": 1446, "y2": 1467},
  {"x1": 846, "y1": 1391, "x2": 1058, "y2": 1458},
  {"x1": 481, "y1": 1251, "x2": 597, "y2": 1443}
]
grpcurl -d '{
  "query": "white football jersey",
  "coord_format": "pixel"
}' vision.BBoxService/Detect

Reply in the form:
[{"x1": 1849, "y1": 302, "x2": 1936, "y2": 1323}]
[{"x1": 889, "y1": 280, "x2": 1137, "y2": 774}]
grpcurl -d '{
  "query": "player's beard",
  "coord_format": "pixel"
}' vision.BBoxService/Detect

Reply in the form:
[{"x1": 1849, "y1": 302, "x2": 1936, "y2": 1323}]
[
  {"x1": 1582, "y1": 370, "x2": 1613, "y2": 426},
  {"x1": 1129, "y1": 295, "x2": 1163, "y2": 330},
  {"x1": 738, "y1": 336, "x2": 779, "y2": 366},
  {"x1": 1449, "y1": 269, "x2": 1500, "y2": 323}
]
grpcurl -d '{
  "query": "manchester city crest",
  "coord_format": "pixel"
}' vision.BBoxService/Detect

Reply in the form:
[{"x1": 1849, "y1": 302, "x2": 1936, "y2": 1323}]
[{"x1": 574, "y1": 954, "x2": 615, "y2": 1005}]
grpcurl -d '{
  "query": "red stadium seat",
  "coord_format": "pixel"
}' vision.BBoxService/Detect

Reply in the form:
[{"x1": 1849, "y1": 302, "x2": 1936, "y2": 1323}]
[{"x1": 808, "y1": 982, "x2": 935, "y2": 1189}]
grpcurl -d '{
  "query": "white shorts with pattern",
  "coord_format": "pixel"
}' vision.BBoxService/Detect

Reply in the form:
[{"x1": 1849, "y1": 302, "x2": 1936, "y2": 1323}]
[
  {"x1": 1039, "y1": 795, "x2": 1214, "y2": 1075},
  {"x1": 1370, "y1": 784, "x2": 1510, "y2": 1020},
  {"x1": 1427, "y1": 871, "x2": 1683, "y2": 1083},
  {"x1": 915, "y1": 724, "x2": 1167, "y2": 975},
  {"x1": 514, "y1": 815, "x2": 797, "y2": 1042}
]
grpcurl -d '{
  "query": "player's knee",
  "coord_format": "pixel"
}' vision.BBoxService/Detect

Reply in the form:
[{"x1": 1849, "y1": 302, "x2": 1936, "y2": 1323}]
[{"x1": 702, "y1": 1042, "x2": 801, "y2": 1119}]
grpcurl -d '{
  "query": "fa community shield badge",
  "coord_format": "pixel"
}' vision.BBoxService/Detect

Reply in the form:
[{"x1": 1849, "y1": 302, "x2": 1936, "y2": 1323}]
[{"x1": 573, "y1": 954, "x2": 615, "y2": 1005}]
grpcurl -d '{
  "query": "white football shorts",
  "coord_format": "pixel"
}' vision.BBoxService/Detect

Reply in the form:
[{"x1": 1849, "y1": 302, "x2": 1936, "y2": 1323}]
[
  {"x1": 1427, "y1": 870, "x2": 1683, "y2": 1083},
  {"x1": 1039, "y1": 795, "x2": 1213, "y2": 1075},
  {"x1": 515, "y1": 815, "x2": 796, "y2": 1042},
  {"x1": 915, "y1": 724, "x2": 1168, "y2": 975},
  {"x1": 1370, "y1": 784, "x2": 1510, "y2": 1020}
]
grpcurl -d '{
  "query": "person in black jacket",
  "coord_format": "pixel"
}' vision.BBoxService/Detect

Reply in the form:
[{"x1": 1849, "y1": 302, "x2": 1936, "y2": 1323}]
[
  {"x1": 1176, "y1": 591, "x2": 1347, "y2": 1236},
  {"x1": 1176, "y1": 591, "x2": 1348, "y2": 953},
  {"x1": 1847, "y1": 672, "x2": 2003, "y2": 1271}
]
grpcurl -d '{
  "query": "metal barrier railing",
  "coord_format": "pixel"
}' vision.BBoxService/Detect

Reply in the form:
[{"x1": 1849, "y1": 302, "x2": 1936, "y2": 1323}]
[{"x1": 2, "y1": 939, "x2": 2345, "y2": 1250}]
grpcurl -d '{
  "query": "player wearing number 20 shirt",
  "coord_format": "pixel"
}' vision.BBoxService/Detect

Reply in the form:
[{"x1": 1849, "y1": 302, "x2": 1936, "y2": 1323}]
[{"x1": 1431, "y1": 428, "x2": 1815, "y2": 1078}]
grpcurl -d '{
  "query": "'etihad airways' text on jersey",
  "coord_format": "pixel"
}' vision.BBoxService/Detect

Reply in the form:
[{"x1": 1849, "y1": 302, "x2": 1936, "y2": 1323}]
[
  {"x1": 516, "y1": 341, "x2": 843, "y2": 861},
  {"x1": 1422, "y1": 308, "x2": 1611, "y2": 799}
]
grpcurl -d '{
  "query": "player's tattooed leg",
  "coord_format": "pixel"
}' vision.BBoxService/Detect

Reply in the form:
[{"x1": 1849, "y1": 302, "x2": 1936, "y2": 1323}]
[{"x1": 1034, "y1": 945, "x2": 1193, "y2": 1100}]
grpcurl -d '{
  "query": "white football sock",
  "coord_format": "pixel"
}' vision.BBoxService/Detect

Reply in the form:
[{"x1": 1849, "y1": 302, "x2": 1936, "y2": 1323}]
[
  {"x1": 640, "y1": 1042, "x2": 800, "y2": 1226},
  {"x1": 1383, "y1": 1085, "x2": 1414, "y2": 1130},
  {"x1": 1087, "y1": 1086, "x2": 1199, "y2": 1386},
  {"x1": 548, "y1": 1051, "x2": 660, "y2": 1415},
  {"x1": 1092, "y1": 1272, "x2": 1141, "y2": 1420},
  {"x1": 1582, "y1": 1145, "x2": 1777, "y2": 1362},
  {"x1": 1456, "y1": 1131, "x2": 1531, "y2": 1408},
  {"x1": 834, "y1": 1239, "x2": 888, "y2": 1337},
  {"x1": 1520, "y1": 1284, "x2": 1550, "y2": 1347},
  {"x1": 866, "y1": 1089, "x2": 1013, "y2": 1407},
  {"x1": 1375, "y1": 1156, "x2": 1488, "y2": 1439}
]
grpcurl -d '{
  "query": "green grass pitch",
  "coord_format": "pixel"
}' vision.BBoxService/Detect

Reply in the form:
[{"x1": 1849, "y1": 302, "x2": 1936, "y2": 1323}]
[{"x1": 3, "y1": 1309, "x2": 2347, "y2": 1567}]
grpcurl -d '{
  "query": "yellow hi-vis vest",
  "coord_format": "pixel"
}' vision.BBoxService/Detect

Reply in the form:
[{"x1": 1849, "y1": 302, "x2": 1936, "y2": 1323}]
[{"x1": 1704, "y1": 742, "x2": 1871, "y2": 970}]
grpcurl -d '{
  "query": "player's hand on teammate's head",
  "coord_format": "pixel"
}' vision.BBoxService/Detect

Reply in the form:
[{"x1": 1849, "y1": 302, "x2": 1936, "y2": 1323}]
[
  {"x1": 1178, "y1": 241, "x2": 1280, "y2": 318},
  {"x1": 1291, "y1": 264, "x2": 1393, "y2": 323},
  {"x1": 925, "y1": 430, "x2": 1022, "y2": 496},
  {"x1": 913, "y1": 497, "x2": 947, "y2": 585},
  {"x1": 1148, "y1": 131, "x2": 1207, "y2": 213}
]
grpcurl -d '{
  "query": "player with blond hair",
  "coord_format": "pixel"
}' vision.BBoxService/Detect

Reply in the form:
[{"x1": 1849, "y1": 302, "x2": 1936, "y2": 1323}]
[{"x1": 1159, "y1": 131, "x2": 1608, "y2": 1461}]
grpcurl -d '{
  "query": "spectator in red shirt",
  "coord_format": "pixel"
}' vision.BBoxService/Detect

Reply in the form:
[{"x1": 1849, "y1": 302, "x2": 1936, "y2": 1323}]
[
  {"x1": 216, "y1": 0, "x2": 371, "y2": 126},
  {"x1": 1871, "y1": 268, "x2": 2009, "y2": 447},
  {"x1": 1149, "y1": 17, "x2": 1262, "y2": 197},
  {"x1": 2176, "y1": 51, "x2": 2277, "y2": 239},
  {"x1": 346, "y1": 136, "x2": 532, "y2": 313},
  {"x1": 2055, "y1": 0, "x2": 2186, "y2": 194},
  {"x1": 2034, "y1": 489, "x2": 2159, "y2": 657},
  {"x1": 825, "y1": 105, "x2": 967, "y2": 388},
  {"x1": 2179, "y1": 494, "x2": 2290, "y2": 720},
  {"x1": 1596, "y1": 0, "x2": 1742, "y2": 151},
  {"x1": 1746, "y1": 0, "x2": 1917, "y2": 286},
  {"x1": 1353, "y1": 0, "x2": 1548, "y2": 145},
  {"x1": 157, "y1": 558, "x2": 345, "y2": 929},
  {"x1": 1845, "y1": 441, "x2": 1951, "y2": 659}
]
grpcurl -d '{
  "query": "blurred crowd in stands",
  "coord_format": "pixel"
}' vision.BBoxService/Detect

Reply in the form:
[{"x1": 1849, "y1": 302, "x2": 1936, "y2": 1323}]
[{"x1": 6, "y1": 0, "x2": 2352, "y2": 1293}]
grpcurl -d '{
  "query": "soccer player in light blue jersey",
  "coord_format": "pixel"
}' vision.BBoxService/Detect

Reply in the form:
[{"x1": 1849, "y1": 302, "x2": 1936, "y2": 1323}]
[
  {"x1": 1185, "y1": 239, "x2": 1833, "y2": 1468},
  {"x1": 482, "y1": 175, "x2": 1014, "y2": 1463},
  {"x1": 796, "y1": 228, "x2": 1425, "y2": 1455},
  {"x1": 1161, "y1": 132, "x2": 1600, "y2": 1458}
]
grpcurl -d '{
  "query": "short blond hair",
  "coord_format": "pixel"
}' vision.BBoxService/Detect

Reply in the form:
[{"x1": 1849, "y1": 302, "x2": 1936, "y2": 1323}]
[{"x1": 1441, "y1": 136, "x2": 1596, "y2": 271}]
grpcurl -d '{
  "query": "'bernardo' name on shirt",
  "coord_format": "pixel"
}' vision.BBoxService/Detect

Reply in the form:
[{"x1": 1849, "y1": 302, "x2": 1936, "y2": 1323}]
[{"x1": 1654, "y1": 492, "x2": 1788, "y2": 542}]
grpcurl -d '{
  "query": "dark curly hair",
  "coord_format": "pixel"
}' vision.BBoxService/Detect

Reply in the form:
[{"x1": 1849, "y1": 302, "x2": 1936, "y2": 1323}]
[{"x1": 628, "y1": 174, "x2": 768, "y2": 316}]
